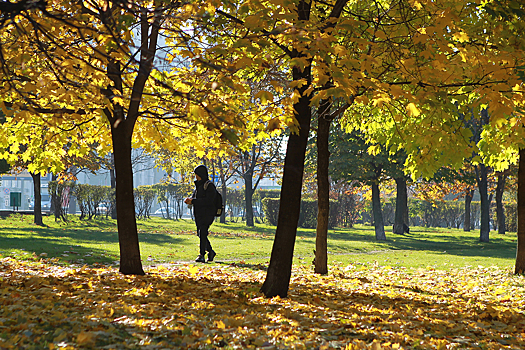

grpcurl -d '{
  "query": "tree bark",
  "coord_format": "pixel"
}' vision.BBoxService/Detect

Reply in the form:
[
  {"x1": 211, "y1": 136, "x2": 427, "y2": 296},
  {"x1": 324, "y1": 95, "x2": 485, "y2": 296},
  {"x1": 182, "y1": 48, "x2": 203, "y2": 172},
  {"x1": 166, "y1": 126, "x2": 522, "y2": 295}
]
[
  {"x1": 516, "y1": 149, "x2": 525, "y2": 273},
  {"x1": 50, "y1": 173, "x2": 57, "y2": 215},
  {"x1": 496, "y1": 173, "x2": 506, "y2": 235},
  {"x1": 315, "y1": 110, "x2": 331, "y2": 275},
  {"x1": 260, "y1": 61, "x2": 312, "y2": 298},
  {"x1": 371, "y1": 182, "x2": 386, "y2": 240},
  {"x1": 475, "y1": 164, "x2": 490, "y2": 242},
  {"x1": 30, "y1": 172, "x2": 43, "y2": 226},
  {"x1": 464, "y1": 189, "x2": 474, "y2": 231},
  {"x1": 393, "y1": 177, "x2": 408, "y2": 234},
  {"x1": 101, "y1": 7, "x2": 160, "y2": 275},
  {"x1": 112, "y1": 123, "x2": 144, "y2": 275},
  {"x1": 260, "y1": 0, "x2": 350, "y2": 297},
  {"x1": 220, "y1": 185, "x2": 227, "y2": 223},
  {"x1": 218, "y1": 163, "x2": 227, "y2": 223},
  {"x1": 110, "y1": 153, "x2": 117, "y2": 219},
  {"x1": 244, "y1": 168, "x2": 254, "y2": 227}
]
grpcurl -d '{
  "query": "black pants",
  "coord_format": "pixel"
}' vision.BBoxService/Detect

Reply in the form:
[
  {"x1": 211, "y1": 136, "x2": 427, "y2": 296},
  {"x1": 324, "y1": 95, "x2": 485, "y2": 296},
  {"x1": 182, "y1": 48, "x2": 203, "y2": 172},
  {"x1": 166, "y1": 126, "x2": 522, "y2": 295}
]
[{"x1": 196, "y1": 215, "x2": 215, "y2": 256}]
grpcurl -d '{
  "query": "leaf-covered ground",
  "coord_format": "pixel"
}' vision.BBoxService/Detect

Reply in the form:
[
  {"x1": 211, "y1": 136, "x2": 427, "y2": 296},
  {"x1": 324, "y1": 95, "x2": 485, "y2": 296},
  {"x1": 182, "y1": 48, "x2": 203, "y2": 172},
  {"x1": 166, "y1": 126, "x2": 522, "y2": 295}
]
[{"x1": 0, "y1": 258, "x2": 524, "y2": 349}]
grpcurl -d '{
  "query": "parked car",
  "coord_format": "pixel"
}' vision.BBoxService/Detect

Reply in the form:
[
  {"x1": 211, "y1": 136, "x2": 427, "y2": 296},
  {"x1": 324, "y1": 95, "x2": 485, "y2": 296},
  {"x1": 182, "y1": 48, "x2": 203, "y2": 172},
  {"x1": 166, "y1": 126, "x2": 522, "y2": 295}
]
[
  {"x1": 28, "y1": 199, "x2": 51, "y2": 211},
  {"x1": 154, "y1": 207, "x2": 176, "y2": 217},
  {"x1": 97, "y1": 203, "x2": 110, "y2": 213},
  {"x1": 239, "y1": 207, "x2": 261, "y2": 217}
]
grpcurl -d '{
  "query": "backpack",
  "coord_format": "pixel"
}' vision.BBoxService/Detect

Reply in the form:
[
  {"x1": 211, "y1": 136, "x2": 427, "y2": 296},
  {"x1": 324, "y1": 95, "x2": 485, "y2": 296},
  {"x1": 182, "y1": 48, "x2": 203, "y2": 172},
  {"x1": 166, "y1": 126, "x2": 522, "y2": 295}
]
[{"x1": 204, "y1": 180, "x2": 224, "y2": 217}]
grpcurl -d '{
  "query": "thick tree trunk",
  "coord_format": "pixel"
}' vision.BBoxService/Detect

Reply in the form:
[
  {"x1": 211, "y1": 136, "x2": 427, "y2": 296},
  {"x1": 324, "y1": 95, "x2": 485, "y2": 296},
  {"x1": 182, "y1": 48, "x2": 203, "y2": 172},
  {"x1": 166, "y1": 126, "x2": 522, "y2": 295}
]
[
  {"x1": 403, "y1": 191, "x2": 409, "y2": 230},
  {"x1": 30, "y1": 172, "x2": 43, "y2": 226},
  {"x1": 496, "y1": 173, "x2": 506, "y2": 235},
  {"x1": 260, "y1": 0, "x2": 349, "y2": 297},
  {"x1": 393, "y1": 177, "x2": 408, "y2": 234},
  {"x1": 244, "y1": 170, "x2": 254, "y2": 227},
  {"x1": 516, "y1": 149, "x2": 525, "y2": 274},
  {"x1": 260, "y1": 63, "x2": 312, "y2": 298},
  {"x1": 372, "y1": 182, "x2": 386, "y2": 240},
  {"x1": 110, "y1": 153, "x2": 117, "y2": 219},
  {"x1": 315, "y1": 112, "x2": 330, "y2": 275},
  {"x1": 112, "y1": 125, "x2": 144, "y2": 275},
  {"x1": 476, "y1": 164, "x2": 490, "y2": 242},
  {"x1": 464, "y1": 189, "x2": 474, "y2": 231}
]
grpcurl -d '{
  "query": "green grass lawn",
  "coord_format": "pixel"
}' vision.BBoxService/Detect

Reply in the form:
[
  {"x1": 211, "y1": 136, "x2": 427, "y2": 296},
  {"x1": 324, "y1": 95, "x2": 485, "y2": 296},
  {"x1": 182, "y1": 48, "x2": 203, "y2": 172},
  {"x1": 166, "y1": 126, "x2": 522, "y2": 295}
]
[{"x1": 0, "y1": 213, "x2": 518, "y2": 271}]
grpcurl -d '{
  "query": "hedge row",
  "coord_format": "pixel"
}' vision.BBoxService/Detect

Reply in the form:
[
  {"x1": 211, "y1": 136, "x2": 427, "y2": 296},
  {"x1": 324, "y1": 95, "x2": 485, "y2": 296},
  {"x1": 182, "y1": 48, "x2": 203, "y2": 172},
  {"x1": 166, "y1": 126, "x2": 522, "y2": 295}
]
[
  {"x1": 262, "y1": 198, "x2": 339, "y2": 229},
  {"x1": 262, "y1": 196, "x2": 518, "y2": 232},
  {"x1": 47, "y1": 182, "x2": 115, "y2": 221}
]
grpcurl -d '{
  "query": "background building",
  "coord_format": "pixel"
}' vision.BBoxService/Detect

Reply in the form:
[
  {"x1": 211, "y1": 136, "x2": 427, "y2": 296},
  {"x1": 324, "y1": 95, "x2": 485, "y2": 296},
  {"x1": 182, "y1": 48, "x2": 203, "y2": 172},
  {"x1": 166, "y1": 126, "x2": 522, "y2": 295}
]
[{"x1": 1, "y1": 151, "x2": 281, "y2": 213}]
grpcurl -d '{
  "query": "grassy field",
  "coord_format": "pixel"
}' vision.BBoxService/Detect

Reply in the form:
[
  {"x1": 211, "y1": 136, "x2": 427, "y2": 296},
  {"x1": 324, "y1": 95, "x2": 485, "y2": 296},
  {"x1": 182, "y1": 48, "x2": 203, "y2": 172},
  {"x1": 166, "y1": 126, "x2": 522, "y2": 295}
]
[
  {"x1": 0, "y1": 213, "x2": 518, "y2": 270},
  {"x1": 1, "y1": 214, "x2": 524, "y2": 349}
]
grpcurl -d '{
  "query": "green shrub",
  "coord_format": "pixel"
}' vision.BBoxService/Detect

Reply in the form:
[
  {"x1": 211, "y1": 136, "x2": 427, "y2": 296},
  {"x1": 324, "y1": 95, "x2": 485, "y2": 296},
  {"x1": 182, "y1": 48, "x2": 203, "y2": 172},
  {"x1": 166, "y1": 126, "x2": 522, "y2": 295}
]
[
  {"x1": 298, "y1": 199, "x2": 317, "y2": 228},
  {"x1": 226, "y1": 189, "x2": 245, "y2": 222},
  {"x1": 504, "y1": 202, "x2": 517, "y2": 232},
  {"x1": 262, "y1": 198, "x2": 338, "y2": 229},
  {"x1": 134, "y1": 185, "x2": 156, "y2": 219},
  {"x1": 154, "y1": 181, "x2": 192, "y2": 219},
  {"x1": 73, "y1": 184, "x2": 113, "y2": 220},
  {"x1": 262, "y1": 198, "x2": 279, "y2": 226},
  {"x1": 48, "y1": 180, "x2": 75, "y2": 222}
]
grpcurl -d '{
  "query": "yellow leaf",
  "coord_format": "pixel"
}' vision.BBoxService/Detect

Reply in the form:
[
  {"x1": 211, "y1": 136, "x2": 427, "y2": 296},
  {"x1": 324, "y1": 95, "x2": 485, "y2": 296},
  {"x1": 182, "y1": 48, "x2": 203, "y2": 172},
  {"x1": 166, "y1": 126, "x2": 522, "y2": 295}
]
[
  {"x1": 453, "y1": 31, "x2": 469, "y2": 42},
  {"x1": 406, "y1": 103, "x2": 420, "y2": 117},
  {"x1": 188, "y1": 265, "x2": 199, "y2": 276},
  {"x1": 255, "y1": 90, "x2": 273, "y2": 104},
  {"x1": 368, "y1": 145, "x2": 380, "y2": 156},
  {"x1": 190, "y1": 105, "x2": 207, "y2": 118},
  {"x1": 371, "y1": 340, "x2": 382, "y2": 350},
  {"x1": 77, "y1": 331, "x2": 96, "y2": 346},
  {"x1": 244, "y1": 15, "x2": 262, "y2": 29}
]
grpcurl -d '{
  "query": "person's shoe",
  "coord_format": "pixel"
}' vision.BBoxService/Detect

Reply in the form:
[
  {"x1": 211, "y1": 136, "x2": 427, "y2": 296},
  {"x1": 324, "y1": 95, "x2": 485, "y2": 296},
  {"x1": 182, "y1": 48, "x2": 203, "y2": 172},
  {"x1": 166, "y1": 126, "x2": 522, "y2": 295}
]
[
  {"x1": 195, "y1": 255, "x2": 205, "y2": 263},
  {"x1": 207, "y1": 250, "x2": 216, "y2": 262}
]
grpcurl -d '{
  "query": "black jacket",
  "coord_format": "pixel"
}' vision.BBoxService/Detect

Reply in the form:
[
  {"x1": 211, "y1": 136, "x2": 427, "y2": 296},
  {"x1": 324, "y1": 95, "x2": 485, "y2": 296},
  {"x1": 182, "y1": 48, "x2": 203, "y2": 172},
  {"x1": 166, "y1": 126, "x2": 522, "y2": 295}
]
[{"x1": 192, "y1": 179, "x2": 217, "y2": 218}]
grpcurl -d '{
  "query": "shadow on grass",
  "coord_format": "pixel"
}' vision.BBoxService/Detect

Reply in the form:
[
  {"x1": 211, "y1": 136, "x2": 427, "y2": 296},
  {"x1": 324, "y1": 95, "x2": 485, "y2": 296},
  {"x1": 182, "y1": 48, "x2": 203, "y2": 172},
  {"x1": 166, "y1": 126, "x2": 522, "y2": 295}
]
[
  {"x1": 0, "y1": 235, "x2": 118, "y2": 265},
  {"x1": 215, "y1": 261, "x2": 268, "y2": 272},
  {"x1": 208, "y1": 221, "x2": 517, "y2": 261},
  {"x1": 0, "y1": 214, "x2": 516, "y2": 265},
  {"x1": 0, "y1": 217, "x2": 188, "y2": 265}
]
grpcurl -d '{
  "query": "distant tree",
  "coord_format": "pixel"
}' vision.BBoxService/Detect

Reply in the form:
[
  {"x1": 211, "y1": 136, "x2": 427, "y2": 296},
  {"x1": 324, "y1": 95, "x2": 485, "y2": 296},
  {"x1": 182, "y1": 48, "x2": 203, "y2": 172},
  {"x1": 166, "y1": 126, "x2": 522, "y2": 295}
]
[
  {"x1": 231, "y1": 134, "x2": 285, "y2": 227},
  {"x1": 209, "y1": 156, "x2": 237, "y2": 223},
  {"x1": 330, "y1": 128, "x2": 402, "y2": 241}
]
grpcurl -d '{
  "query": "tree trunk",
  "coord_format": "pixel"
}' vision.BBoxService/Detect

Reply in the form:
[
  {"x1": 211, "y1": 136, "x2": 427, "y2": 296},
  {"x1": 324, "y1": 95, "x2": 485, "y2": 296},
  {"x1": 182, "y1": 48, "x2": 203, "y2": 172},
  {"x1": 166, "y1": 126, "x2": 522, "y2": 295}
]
[
  {"x1": 476, "y1": 164, "x2": 490, "y2": 242},
  {"x1": 516, "y1": 149, "x2": 525, "y2": 273},
  {"x1": 464, "y1": 189, "x2": 474, "y2": 231},
  {"x1": 68, "y1": 166, "x2": 77, "y2": 215},
  {"x1": 496, "y1": 173, "x2": 506, "y2": 235},
  {"x1": 30, "y1": 172, "x2": 43, "y2": 226},
  {"x1": 50, "y1": 173, "x2": 57, "y2": 217},
  {"x1": 110, "y1": 153, "x2": 117, "y2": 219},
  {"x1": 315, "y1": 111, "x2": 330, "y2": 275},
  {"x1": 244, "y1": 170, "x2": 254, "y2": 227},
  {"x1": 112, "y1": 125, "x2": 144, "y2": 275},
  {"x1": 220, "y1": 185, "x2": 227, "y2": 223},
  {"x1": 260, "y1": 61, "x2": 312, "y2": 298},
  {"x1": 372, "y1": 182, "x2": 386, "y2": 240},
  {"x1": 393, "y1": 177, "x2": 408, "y2": 234}
]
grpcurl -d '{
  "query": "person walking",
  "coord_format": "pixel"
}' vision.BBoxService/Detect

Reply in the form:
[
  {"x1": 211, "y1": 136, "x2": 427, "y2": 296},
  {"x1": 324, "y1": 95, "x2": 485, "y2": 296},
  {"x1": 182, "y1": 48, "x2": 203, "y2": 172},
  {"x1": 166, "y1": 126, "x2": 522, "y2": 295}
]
[{"x1": 184, "y1": 165, "x2": 217, "y2": 263}]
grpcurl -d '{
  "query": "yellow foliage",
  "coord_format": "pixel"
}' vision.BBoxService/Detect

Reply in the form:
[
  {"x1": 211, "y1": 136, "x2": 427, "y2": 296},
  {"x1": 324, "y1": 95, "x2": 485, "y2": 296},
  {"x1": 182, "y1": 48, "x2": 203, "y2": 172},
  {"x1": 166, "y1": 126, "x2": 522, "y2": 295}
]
[
  {"x1": 0, "y1": 259, "x2": 523, "y2": 349},
  {"x1": 406, "y1": 103, "x2": 420, "y2": 117}
]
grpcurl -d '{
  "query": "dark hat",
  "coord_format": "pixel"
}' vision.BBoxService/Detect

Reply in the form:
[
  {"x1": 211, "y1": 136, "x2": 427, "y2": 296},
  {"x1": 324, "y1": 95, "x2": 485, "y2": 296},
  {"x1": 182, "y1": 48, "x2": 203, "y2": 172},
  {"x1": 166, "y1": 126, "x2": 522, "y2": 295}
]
[{"x1": 194, "y1": 165, "x2": 209, "y2": 180}]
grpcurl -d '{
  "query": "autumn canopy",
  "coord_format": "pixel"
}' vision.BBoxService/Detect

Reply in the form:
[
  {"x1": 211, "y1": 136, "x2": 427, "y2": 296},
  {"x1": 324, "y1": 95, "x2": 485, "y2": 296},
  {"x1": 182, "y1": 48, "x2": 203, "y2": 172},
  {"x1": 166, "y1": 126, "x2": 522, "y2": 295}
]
[{"x1": 0, "y1": 0, "x2": 524, "y2": 298}]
